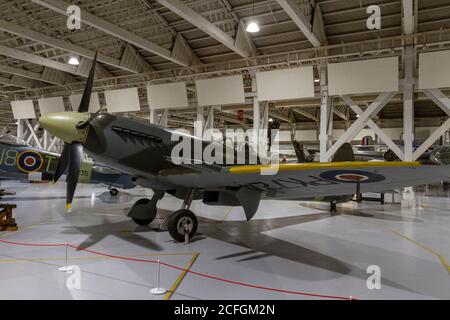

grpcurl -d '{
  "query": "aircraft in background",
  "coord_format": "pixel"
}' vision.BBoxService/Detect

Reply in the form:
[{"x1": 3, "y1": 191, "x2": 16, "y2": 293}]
[
  {"x1": 39, "y1": 53, "x2": 450, "y2": 242},
  {"x1": 0, "y1": 134, "x2": 135, "y2": 196}
]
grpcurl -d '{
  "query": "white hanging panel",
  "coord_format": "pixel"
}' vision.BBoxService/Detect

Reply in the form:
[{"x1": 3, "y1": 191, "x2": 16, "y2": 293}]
[
  {"x1": 328, "y1": 57, "x2": 399, "y2": 95},
  {"x1": 10, "y1": 100, "x2": 36, "y2": 119},
  {"x1": 38, "y1": 96, "x2": 65, "y2": 115},
  {"x1": 256, "y1": 67, "x2": 315, "y2": 101},
  {"x1": 147, "y1": 82, "x2": 188, "y2": 109},
  {"x1": 104, "y1": 87, "x2": 141, "y2": 113},
  {"x1": 196, "y1": 75, "x2": 245, "y2": 106},
  {"x1": 69, "y1": 92, "x2": 101, "y2": 113}
]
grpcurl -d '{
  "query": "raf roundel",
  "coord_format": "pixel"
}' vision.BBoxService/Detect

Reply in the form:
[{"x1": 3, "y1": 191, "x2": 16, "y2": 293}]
[
  {"x1": 320, "y1": 170, "x2": 386, "y2": 184},
  {"x1": 16, "y1": 150, "x2": 44, "y2": 173}
]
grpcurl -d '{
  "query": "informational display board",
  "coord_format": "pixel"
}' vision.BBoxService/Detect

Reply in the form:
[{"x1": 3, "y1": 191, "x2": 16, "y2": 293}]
[
  {"x1": 328, "y1": 57, "x2": 399, "y2": 95},
  {"x1": 104, "y1": 87, "x2": 140, "y2": 113},
  {"x1": 418, "y1": 50, "x2": 450, "y2": 89},
  {"x1": 38, "y1": 96, "x2": 65, "y2": 116},
  {"x1": 256, "y1": 67, "x2": 315, "y2": 101},
  {"x1": 196, "y1": 75, "x2": 245, "y2": 106},
  {"x1": 69, "y1": 92, "x2": 101, "y2": 113},
  {"x1": 10, "y1": 100, "x2": 36, "y2": 119},
  {"x1": 147, "y1": 82, "x2": 188, "y2": 109}
]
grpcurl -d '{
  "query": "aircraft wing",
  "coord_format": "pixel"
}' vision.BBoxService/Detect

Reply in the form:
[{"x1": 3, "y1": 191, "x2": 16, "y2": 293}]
[{"x1": 157, "y1": 162, "x2": 450, "y2": 220}]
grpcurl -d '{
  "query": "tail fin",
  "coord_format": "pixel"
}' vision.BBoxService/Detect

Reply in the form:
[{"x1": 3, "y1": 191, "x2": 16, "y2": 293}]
[{"x1": 332, "y1": 143, "x2": 355, "y2": 162}]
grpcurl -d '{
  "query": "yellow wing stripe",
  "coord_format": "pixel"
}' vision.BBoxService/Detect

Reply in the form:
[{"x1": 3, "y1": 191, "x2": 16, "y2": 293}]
[{"x1": 229, "y1": 161, "x2": 422, "y2": 174}]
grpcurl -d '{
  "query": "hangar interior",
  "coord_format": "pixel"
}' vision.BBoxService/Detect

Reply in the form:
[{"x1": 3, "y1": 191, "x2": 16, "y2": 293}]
[{"x1": 1, "y1": 0, "x2": 450, "y2": 300}]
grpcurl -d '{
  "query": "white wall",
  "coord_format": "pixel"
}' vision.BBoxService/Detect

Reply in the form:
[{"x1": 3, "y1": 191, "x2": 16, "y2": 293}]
[{"x1": 294, "y1": 130, "x2": 317, "y2": 141}]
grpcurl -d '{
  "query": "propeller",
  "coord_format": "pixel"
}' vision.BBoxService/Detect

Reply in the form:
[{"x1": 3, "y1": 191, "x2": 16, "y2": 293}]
[{"x1": 53, "y1": 52, "x2": 98, "y2": 212}]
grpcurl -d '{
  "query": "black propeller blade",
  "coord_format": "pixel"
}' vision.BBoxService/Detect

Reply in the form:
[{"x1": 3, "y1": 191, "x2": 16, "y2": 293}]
[
  {"x1": 53, "y1": 143, "x2": 70, "y2": 183},
  {"x1": 55, "y1": 52, "x2": 98, "y2": 211},
  {"x1": 78, "y1": 51, "x2": 97, "y2": 113},
  {"x1": 66, "y1": 142, "x2": 83, "y2": 211}
]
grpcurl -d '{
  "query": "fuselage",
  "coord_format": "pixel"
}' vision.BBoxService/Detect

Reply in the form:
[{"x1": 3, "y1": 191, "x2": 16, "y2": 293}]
[{"x1": 0, "y1": 138, "x2": 135, "y2": 189}]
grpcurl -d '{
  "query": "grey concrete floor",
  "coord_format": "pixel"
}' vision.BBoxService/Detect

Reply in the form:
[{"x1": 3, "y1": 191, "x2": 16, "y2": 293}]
[{"x1": 0, "y1": 181, "x2": 449, "y2": 300}]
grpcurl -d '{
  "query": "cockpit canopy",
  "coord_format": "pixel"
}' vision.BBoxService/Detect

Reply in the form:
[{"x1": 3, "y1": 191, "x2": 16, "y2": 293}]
[{"x1": 0, "y1": 134, "x2": 30, "y2": 146}]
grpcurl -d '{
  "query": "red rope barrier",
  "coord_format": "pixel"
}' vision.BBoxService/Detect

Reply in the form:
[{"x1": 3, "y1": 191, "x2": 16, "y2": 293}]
[{"x1": 0, "y1": 238, "x2": 357, "y2": 300}]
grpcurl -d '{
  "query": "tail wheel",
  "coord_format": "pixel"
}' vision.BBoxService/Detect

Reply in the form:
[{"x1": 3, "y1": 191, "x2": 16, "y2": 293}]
[
  {"x1": 132, "y1": 218, "x2": 152, "y2": 226},
  {"x1": 168, "y1": 209, "x2": 198, "y2": 242}
]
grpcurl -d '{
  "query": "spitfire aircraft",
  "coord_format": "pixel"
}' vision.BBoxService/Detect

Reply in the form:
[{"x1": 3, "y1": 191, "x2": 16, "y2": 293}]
[
  {"x1": 39, "y1": 53, "x2": 450, "y2": 242},
  {"x1": 0, "y1": 134, "x2": 135, "y2": 195}
]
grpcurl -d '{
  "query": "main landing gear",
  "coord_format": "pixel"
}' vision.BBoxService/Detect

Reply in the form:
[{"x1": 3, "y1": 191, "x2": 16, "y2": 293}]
[
  {"x1": 129, "y1": 189, "x2": 198, "y2": 242},
  {"x1": 168, "y1": 189, "x2": 198, "y2": 243},
  {"x1": 330, "y1": 201, "x2": 337, "y2": 213}
]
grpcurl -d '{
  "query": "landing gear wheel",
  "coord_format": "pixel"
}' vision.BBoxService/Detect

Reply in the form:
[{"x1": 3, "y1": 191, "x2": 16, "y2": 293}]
[
  {"x1": 132, "y1": 218, "x2": 152, "y2": 226},
  {"x1": 168, "y1": 209, "x2": 198, "y2": 242},
  {"x1": 109, "y1": 188, "x2": 119, "y2": 196}
]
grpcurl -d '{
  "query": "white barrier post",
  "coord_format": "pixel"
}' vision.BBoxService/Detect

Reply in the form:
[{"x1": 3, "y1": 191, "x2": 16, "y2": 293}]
[
  {"x1": 58, "y1": 242, "x2": 73, "y2": 272},
  {"x1": 150, "y1": 260, "x2": 167, "y2": 295},
  {"x1": 184, "y1": 225, "x2": 189, "y2": 245}
]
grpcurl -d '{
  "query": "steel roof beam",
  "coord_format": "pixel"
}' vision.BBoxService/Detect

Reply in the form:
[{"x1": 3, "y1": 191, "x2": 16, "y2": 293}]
[
  {"x1": 32, "y1": 0, "x2": 190, "y2": 66},
  {"x1": 276, "y1": 0, "x2": 323, "y2": 47},
  {"x1": 0, "y1": 63, "x2": 68, "y2": 86},
  {"x1": 291, "y1": 107, "x2": 318, "y2": 122},
  {"x1": 0, "y1": 19, "x2": 147, "y2": 74},
  {"x1": 155, "y1": 0, "x2": 252, "y2": 57},
  {"x1": 0, "y1": 44, "x2": 87, "y2": 80}
]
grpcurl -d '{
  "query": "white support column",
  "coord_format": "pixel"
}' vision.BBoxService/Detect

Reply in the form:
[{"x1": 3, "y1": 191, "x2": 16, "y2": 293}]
[
  {"x1": 23, "y1": 119, "x2": 42, "y2": 149},
  {"x1": 48, "y1": 136, "x2": 59, "y2": 152},
  {"x1": 413, "y1": 119, "x2": 450, "y2": 160},
  {"x1": 326, "y1": 92, "x2": 396, "y2": 160},
  {"x1": 423, "y1": 89, "x2": 450, "y2": 116},
  {"x1": 319, "y1": 64, "x2": 332, "y2": 162},
  {"x1": 403, "y1": 45, "x2": 415, "y2": 162},
  {"x1": 259, "y1": 102, "x2": 269, "y2": 155},
  {"x1": 327, "y1": 103, "x2": 334, "y2": 142},
  {"x1": 341, "y1": 95, "x2": 405, "y2": 161},
  {"x1": 260, "y1": 102, "x2": 269, "y2": 131},
  {"x1": 195, "y1": 106, "x2": 204, "y2": 138},
  {"x1": 16, "y1": 119, "x2": 24, "y2": 139},
  {"x1": 149, "y1": 109, "x2": 155, "y2": 124},
  {"x1": 251, "y1": 71, "x2": 260, "y2": 152},
  {"x1": 43, "y1": 129, "x2": 48, "y2": 150},
  {"x1": 412, "y1": 88, "x2": 450, "y2": 160},
  {"x1": 203, "y1": 106, "x2": 215, "y2": 131},
  {"x1": 158, "y1": 109, "x2": 169, "y2": 127},
  {"x1": 402, "y1": 46, "x2": 416, "y2": 208}
]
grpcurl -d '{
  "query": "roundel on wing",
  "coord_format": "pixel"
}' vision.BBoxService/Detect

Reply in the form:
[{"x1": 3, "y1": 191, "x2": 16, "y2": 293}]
[
  {"x1": 16, "y1": 150, "x2": 44, "y2": 173},
  {"x1": 319, "y1": 170, "x2": 386, "y2": 184}
]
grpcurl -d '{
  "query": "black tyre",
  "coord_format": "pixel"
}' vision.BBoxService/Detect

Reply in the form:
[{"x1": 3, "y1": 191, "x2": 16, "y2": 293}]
[
  {"x1": 168, "y1": 209, "x2": 198, "y2": 242},
  {"x1": 110, "y1": 188, "x2": 119, "y2": 196},
  {"x1": 132, "y1": 218, "x2": 152, "y2": 226}
]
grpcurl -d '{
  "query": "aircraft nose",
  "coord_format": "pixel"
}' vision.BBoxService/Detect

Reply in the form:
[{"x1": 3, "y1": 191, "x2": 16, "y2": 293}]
[{"x1": 39, "y1": 112, "x2": 90, "y2": 143}]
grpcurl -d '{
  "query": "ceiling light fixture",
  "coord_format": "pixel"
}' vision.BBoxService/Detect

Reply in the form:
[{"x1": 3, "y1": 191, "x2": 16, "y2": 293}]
[
  {"x1": 246, "y1": 0, "x2": 260, "y2": 33},
  {"x1": 68, "y1": 56, "x2": 80, "y2": 65},
  {"x1": 246, "y1": 22, "x2": 260, "y2": 33}
]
